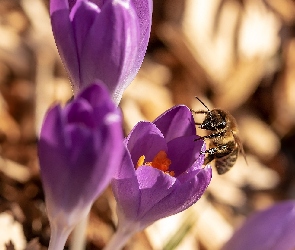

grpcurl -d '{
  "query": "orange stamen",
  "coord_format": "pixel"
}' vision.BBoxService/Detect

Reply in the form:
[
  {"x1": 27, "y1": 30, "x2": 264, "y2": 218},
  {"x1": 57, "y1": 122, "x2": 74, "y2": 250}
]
[{"x1": 136, "y1": 151, "x2": 174, "y2": 176}]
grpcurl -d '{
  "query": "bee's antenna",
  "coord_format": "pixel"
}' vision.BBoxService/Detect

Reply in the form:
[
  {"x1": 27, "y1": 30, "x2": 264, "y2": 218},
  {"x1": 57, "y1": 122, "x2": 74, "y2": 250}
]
[{"x1": 195, "y1": 97, "x2": 210, "y2": 111}]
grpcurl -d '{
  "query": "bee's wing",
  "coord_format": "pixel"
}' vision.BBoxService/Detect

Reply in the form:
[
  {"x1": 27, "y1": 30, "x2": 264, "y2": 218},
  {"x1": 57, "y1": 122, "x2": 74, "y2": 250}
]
[{"x1": 233, "y1": 133, "x2": 248, "y2": 165}]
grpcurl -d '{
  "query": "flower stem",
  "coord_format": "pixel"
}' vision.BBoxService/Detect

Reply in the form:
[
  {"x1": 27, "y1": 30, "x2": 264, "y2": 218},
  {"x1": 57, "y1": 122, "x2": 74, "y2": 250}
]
[
  {"x1": 48, "y1": 225, "x2": 71, "y2": 250},
  {"x1": 103, "y1": 224, "x2": 135, "y2": 250},
  {"x1": 70, "y1": 214, "x2": 89, "y2": 250}
]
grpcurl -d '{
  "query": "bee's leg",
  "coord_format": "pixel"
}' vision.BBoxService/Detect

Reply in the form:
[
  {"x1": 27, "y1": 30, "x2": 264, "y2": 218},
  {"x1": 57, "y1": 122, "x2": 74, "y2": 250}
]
[
  {"x1": 194, "y1": 131, "x2": 225, "y2": 141},
  {"x1": 190, "y1": 109, "x2": 208, "y2": 115},
  {"x1": 204, "y1": 142, "x2": 235, "y2": 157},
  {"x1": 201, "y1": 147, "x2": 219, "y2": 165},
  {"x1": 202, "y1": 145, "x2": 231, "y2": 165},
  {"x1": 195, "y1": 122, "x2": 202, "y2": 128},
  {"x1": 203, "y1": 146, "x2": 220, "y2": 155},
  {"x1": 203, "y1": 154, "x2": 215, "y2": 165}
]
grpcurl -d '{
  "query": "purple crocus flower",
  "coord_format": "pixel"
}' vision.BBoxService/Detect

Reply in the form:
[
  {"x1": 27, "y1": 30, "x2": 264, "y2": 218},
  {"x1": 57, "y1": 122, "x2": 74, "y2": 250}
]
[
  {"x1": 38, "y1": 82, "x2": 123, "y2": 249},
  {"x1": 50, "y1": 0, "x2": 152, "y2": 104},
  {"x1": 107, "y1": 106, "x2": 212, "y2": 249},
  {"x1": 223, "y1": 200, "x2": 295, "y2": 250}
]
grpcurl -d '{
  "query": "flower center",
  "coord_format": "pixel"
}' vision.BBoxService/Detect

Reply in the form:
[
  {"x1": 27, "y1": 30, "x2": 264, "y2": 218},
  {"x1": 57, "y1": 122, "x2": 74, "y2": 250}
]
[{"x1": 136, "y1": 151, "x2": 174, "y2": 176}]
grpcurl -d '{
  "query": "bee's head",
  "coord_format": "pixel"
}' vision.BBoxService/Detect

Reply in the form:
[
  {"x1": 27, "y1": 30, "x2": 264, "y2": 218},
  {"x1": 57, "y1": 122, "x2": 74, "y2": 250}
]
[{"x1": 201, "y1": 109, "x2": 227, "y2": 131}]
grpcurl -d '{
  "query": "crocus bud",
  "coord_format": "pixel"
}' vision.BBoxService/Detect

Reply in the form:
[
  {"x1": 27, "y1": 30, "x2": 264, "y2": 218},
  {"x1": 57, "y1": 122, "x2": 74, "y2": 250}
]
[
  {"x1": 38, "y1": 82, "x2": 123, "y2": 249},
  {"x1": 50, "y1": 0, "x2": 152, "y2": 104}
]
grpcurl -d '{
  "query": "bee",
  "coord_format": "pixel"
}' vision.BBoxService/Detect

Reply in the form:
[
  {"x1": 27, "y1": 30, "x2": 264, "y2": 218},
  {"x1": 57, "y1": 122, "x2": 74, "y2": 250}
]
[{"x1": 191, "y1": 97, "x2": 246, "y2": 174}]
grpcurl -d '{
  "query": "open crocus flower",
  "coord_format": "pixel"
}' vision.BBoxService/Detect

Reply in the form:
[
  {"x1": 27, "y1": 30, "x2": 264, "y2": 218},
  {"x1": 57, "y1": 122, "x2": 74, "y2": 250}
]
[
  {"x1": 38, "y1": 82, "x2": 123, "y2": 249},
  {"x1": 107, "y1": 106, "x2": 212, "y2": 250},
  {"x1": 50, "y1": 0, "x2": 152, "y2": 104},
  {"x1": 223, "y1": 200, "x2": 295, "y2": 250}
]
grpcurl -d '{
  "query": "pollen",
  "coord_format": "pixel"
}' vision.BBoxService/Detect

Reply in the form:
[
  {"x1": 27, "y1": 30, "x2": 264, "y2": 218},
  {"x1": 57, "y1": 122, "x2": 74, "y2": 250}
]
[
  {"x1": 136, "y1": 155, "x2": 146, "y2": 168},
  {"x1": 136, "y1": 151, "x2": 174, "y2": 176}
]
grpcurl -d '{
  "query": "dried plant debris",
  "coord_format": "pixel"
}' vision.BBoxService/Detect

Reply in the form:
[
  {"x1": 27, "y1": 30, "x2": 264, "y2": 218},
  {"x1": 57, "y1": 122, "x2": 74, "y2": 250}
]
[{"x1": 0, "y1": 0, "x2": 294, "y2": 249}]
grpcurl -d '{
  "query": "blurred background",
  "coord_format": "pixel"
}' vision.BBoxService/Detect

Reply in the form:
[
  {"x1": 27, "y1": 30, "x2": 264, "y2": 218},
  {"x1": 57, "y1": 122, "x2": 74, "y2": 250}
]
[{"x1": 0, "y1": 0, "x2": 294, "y2": 249}]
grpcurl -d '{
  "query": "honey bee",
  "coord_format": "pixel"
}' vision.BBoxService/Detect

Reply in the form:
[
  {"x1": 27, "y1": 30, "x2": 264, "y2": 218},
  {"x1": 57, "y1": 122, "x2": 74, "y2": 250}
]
[{"x1": 191, "y1": 97, "x2": 246, "y2": 174}]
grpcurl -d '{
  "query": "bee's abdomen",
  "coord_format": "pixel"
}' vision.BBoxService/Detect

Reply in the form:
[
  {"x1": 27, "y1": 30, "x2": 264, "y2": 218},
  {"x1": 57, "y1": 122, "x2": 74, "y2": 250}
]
[{"x1": 215, "y1": 147, "x2": 239, "y2": 174}]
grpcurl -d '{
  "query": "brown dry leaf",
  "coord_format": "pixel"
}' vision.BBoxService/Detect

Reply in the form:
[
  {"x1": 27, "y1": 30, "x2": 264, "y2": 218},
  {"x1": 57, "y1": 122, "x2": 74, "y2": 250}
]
[
  {"x1": 0, "y1": 212, "x2": 26, "y2": 250},
  {"x1": 264, "y1": 0, "x2": 295, "y2": 24},
  {"x1": 180, "y1": 0, "x2": 280, "y2": 109},
  {"x1": 0, "y1": 156, "x2": 31, "y2": 183},
  {"x1": 212, "y1": 58, "x2": 267, "y2": 111},
  {"x1": 273, "y1": 39, "x2": 295, "y2": 136},
  {"x1": 0, "y1": 94, "x2": 20, "y2": 143},
  {"x1": 25, "y1": 239, "x2": 41, "y2": 250},
  {"x1": 122, "y1": 74, "x2": 173, "y2": 126},
  {"x1": 0, "y1": 0, "x2": 295, "y2": 249},
  {"x1": 238, "y1": 113, "x2": 280, "y2": 160},
  {"x1": 5, "y1": 241, "x2": 15, "y2": 250}
]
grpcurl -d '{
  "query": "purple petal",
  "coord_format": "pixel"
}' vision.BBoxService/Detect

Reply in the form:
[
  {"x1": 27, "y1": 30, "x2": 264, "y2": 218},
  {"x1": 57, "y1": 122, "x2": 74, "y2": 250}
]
[
  {"x1": 78, "y1": 81, "x2": 112, "y2": 107},
  {"x1": 67, "y1": 99, "x2": 95, "y2": 128},
  {"x1": 68, "y1": 0, "x2": 76, "y2": 10},
  {"x1": 50, "y1": 1, "x2": 80, "y2": 89},
  {"x1": 61, "y1": 125, "x2": 100, "y2": 210},
  {"x1": 67, "y1": 125, "x2": 99, "y2": 170},
  {"x1": 223, "y1": 201, "x2": 295, "y2": 250},
  {"x1": 176, "y1": 142, "x2": 206, "y2": 183},
  {"x1": 70, "y1": 0, "x2": 100, "y2": 56},
  {"x1": 125, "y1": 122, "x2": 168, "y2": 167},
  {"x1": 39, "y1": 105, "x2": 65, "y2": 147},
  {"x1": 95, "y1": 111, "x2": 124, "y2": 190},
  {"x1": 64, "y1": 84, "x2": 108, "y2": 128},
  {"x1": 39, "y1": 106, "x2": 69, "y2": 204},
  {"x1": 167, "y1": 135, "x2": 204, "y2": 176},
  {"x1": 126, "y1": 0, "x2": 153, "y2": 87},
  {"x1": 136, "y1": 166, "x2": 177, "y2": 218},
  {"x1": 112, "y1": 146, "x2": 141, "y2": 220},
  {"x1": 39, "y1": 108, "x2": 100, "y2": 212},
  {"x1": 139, "y1": 166, "x2": 212, "y2": 226},
  {"x1": 70, "y1": 0, "x2": 105, "y2": 9},
  {"x1": 154, "y1": 105, "x2": 197, "y2": 142},
  {"x1": 76, "y1": 82, "x2": 119, "y2": 126},
  {"x1": 114, "y1": 145, "x2": 136, "y2": 179},
  {"x1": 50, "y1": 0, "x2": 70, "y2": 14},
  {"x1": 79, "y1": 0, "x2": 139, "y2": 102}
]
